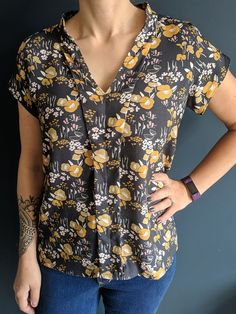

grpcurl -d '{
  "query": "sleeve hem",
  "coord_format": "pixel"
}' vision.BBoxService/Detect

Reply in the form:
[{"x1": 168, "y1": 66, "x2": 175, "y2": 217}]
[{"x1": 8, "y1": 75, "x2": 39, "y2": 119}]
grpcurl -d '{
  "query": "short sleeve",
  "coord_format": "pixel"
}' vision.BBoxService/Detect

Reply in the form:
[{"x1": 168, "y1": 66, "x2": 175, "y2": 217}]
[
  {"x1": 185, "y1": 22, "x2": 231, "y2": 115},
  {"x1": 8, "y1": 39, "x2": 39, "y2": 119}
]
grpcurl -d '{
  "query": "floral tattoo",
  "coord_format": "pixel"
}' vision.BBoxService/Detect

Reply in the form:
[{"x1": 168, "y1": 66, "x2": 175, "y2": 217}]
[{"x1": 17, "y1": 194, "x2": 42, "y2": 257}]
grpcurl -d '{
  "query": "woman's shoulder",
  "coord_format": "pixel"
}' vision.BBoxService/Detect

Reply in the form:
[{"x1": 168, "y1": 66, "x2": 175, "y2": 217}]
[
  {"x1": 157, "y1": 12, "x2": 194, "y2": 28},
  {"x1": 15, "y1": 21, "x2": 62, "y2": 57},
  {"x1": 156, "y1": 12, "x2": 202, "y2": 40}
]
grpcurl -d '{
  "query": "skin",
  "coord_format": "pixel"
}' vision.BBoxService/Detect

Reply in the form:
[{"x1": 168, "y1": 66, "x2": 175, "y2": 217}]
[
  {"x1": 12, "y1": 0, "x2": 236, "y2": 313},
  {"x1": 64, "y1": 0, "x2": 147, "y2": 93},
  {"x1": 17, "y1": 195, "x2": 42, "y2": 257},
  {"x1": 13, "y1": 104, "x2": 44, "y2": 314}
]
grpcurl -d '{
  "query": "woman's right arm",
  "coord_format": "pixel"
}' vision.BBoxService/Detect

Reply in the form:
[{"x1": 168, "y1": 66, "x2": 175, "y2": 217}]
[{"x1": 13, "y1": 101, "x2": 44, "y2": 314}]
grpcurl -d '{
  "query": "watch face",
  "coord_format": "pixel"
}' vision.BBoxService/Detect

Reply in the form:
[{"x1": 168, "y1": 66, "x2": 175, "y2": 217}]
[
  {"x1": 187, "y1": 181, "x2": 198, "y2": 194},
  {"x1": 181, "y1": 176, "x2": 201, "y2": 200}
]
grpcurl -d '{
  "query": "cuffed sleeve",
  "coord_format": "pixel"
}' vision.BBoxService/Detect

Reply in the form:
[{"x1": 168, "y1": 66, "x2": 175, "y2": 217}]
[
  {"x1": 185, "y1": 22, "x2": 231, "y2": 115},
  {"x1": 8, "y1": 39, "x2": 39, "y2": 118}
]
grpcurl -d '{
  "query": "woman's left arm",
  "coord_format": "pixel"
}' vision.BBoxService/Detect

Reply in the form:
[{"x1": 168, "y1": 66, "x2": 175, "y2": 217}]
[
  {"x1": 149, "y1": 69, "x2": 236, "y2": 223},
  {"x1": 188, "y1": 69, "x2": 236, "y2": 194}
]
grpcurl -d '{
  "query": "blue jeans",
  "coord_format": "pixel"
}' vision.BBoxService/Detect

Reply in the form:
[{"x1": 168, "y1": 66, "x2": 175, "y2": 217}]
[{"x1": 36, "y1": 253, "x2": 177, "y2": 314}]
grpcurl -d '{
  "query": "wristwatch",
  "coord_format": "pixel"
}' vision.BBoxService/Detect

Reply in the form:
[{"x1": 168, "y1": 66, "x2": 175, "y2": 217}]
[{"x1": 180, "y1": 175, "x2": 201, "y2": 201}]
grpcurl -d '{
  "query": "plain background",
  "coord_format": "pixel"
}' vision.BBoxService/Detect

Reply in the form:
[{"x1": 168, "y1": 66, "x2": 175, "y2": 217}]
[{"x1": 1, "y1": 0, "x2": 236, "y2": 313}]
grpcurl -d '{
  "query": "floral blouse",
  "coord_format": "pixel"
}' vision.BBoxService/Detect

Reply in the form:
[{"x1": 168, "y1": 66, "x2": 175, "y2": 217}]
[{"x1": 8, "y1": 1, "x2": 230, "y2": 281}]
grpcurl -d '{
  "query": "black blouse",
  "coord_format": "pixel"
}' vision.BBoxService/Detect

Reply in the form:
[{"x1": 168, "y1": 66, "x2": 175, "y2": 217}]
[{"x1": 8, "y1": 1, "x2": 230, "y2": 281}]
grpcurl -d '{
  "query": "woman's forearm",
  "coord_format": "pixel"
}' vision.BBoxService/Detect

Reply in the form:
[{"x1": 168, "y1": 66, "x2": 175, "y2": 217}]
[
  {"x1": 188, "y1": 129, "x2": 236, "y2": 195},
  {"x1": 17, "y1": 155, "x2": 44, "y2": 261}
]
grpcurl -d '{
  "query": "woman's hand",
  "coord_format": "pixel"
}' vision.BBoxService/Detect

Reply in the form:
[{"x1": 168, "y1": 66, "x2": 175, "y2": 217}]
[
  {"x1": 13, "y1": 256, "x2": 41, "y2": 314},
  {"x1": 148, "y1": 172, "x2": 193, "y2": 223}
]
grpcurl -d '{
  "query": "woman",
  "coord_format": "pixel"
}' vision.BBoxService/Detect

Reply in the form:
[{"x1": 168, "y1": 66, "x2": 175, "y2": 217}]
[{"x1": 8, "y1": 0, "x2": 236, "y2": 313}]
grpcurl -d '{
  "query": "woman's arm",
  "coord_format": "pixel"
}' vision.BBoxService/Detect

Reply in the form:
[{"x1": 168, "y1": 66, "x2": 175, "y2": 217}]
[
  {"x1": 14, "y1": 102, "x2": 44, "y2": 313},
  {"x1": 17, "y1": 101, "x2": 44, "y2": 260},
  {"x1": 189, "y1": 69, "x2": 236, "y2": 195},
  {"x1": 149, "y1": 69, "x2": 236, "y2": 223}
]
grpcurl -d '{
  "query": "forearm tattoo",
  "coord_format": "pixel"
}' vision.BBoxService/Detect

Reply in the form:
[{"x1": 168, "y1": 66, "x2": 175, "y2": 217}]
[{"x1": 17, "y1": 194, "x2": 42, "y2": 257}]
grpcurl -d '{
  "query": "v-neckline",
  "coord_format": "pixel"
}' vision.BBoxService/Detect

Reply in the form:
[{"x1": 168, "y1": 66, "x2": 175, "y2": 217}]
[{"x1": 60, "y1": 1, "x2": 156, "y2": 95}]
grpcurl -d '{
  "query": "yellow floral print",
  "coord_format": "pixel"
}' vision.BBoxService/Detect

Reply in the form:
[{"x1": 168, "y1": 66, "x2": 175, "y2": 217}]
[
  {"x1": 162, "y1": 24, "x2": 181, "y2": 38},
  {"x1": 8, "y1": 1, "x2": 230, "y2": 282},
  {"x1": 156, "y1": 84, "x2": 173, "y2": 100},
  {"x1": 203, "y1": 81, "x2": 219, "y2": 98}
]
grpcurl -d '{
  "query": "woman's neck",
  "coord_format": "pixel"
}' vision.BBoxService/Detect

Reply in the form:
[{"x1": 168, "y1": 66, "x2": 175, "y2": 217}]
[{"x1": 73, "y1": 0, "x2": 146, "y2": 42}]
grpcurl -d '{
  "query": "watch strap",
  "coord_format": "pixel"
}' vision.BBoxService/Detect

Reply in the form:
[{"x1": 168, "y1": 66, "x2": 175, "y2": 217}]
[{"x1": 180, "y1": 175, "x2": 201, "y2": 201}]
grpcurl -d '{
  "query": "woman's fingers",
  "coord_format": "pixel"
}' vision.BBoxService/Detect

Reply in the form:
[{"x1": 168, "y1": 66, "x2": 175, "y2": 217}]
[
  {"x1": 151, "y1": 172, "x2": 170, "y2": 186},
  {"x1": 15, "y1": 286, "x2": 35, "y2": 314},
  {"x1": 29, "y1": 285, "x2": 40, "y2": 308},
  {"x1": 156, "y1": 206, "x2": 176, "y2": 223},
  {"x1": 149, "y1": 196, "x2": 172, "y2": 213},
  {"x1": 148, "y1": 186, "x2": 171, "y2": 206}
]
